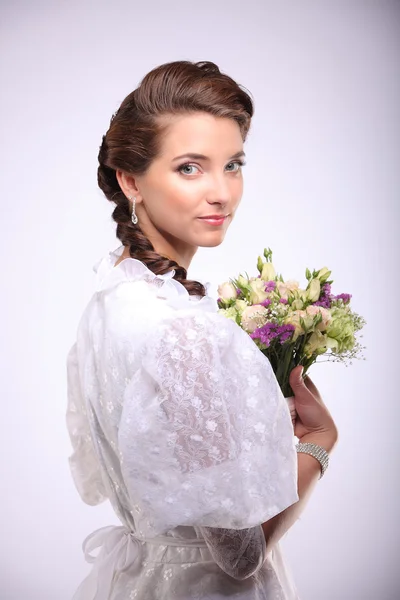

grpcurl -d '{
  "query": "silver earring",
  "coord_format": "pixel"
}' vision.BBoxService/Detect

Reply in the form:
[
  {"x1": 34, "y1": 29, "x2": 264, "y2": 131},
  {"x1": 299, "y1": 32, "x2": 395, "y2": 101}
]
[{"x1": 129, "y1": 195, "x2": 138, "y2": 225}]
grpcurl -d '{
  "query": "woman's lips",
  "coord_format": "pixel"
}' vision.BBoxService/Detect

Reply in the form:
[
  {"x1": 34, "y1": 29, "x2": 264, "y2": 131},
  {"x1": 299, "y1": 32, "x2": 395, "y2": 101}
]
[{"x1": 198, "y1": 216, "x2": 228, "y2": 226}]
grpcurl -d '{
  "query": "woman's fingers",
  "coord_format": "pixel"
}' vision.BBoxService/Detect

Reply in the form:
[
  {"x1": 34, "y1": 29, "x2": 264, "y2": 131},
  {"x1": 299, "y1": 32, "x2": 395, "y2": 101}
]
[{"x1": 303, "y1": 375, "x2": 322, "y2": 402}]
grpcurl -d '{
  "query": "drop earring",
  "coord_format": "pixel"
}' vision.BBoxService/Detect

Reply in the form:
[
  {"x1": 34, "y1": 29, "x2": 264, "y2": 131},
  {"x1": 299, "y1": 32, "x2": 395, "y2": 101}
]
[{"x1": 129, "y1": 195, "x2": 138, "y2": 225}]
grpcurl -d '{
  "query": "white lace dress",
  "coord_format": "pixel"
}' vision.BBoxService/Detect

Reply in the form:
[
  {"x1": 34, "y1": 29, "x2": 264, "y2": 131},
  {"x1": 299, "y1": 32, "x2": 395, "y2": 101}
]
[{"x1": 66, "y1": 244, "x2": 301, "y2": 600}]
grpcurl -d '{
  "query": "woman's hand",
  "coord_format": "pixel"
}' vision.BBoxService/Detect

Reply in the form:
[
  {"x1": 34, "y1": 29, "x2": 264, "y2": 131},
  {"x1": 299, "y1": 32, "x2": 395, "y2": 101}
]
[{"x1": 289, "y1": 366, "x2": 338, "y2": 448}]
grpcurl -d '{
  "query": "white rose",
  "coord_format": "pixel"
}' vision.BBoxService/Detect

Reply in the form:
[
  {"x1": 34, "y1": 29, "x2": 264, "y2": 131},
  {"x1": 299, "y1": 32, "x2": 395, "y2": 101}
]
[
  {"x1": 304, "y1": 330, "x2": 328, "y2": 357},
  {"x1": 307, "y1": 279, "x2": 321, "y2": 302},
  {"x1": 276, "y1": 281, "x2": 289, "y2": 300},
  {"x1": 285, "y1": 279, "x2": 300, "y2": 292},
  {"x1": 276, "y1": 281, "x2": 299, "y2": 300},
  {"x1": 298, "y1": 289, "x2": 309, "y2": 302},
  {"x1": 237, "y1": 275, "x2": 249, "y2": 287},
  {"x1": 292, "y1": 298, "x2": 304, "y2": 310},
  {"x1": 248, "y1": 279, "x2": 269, "y2": 304},
  {"x1": 317, "y1": 267, "x2": 331, "y2": 282},
  {"x1": 284, "y1": 310, "x2": 314, "y2": 341},
  {"x1": 260, "y1": 262, "x2": 276, "y2": 281},
  {"x1": 217, "y1": 282, "x2": 237, "y2": 300},
  {"x1": 234, "y1": 299, "x2": 248, "y2": 314}
]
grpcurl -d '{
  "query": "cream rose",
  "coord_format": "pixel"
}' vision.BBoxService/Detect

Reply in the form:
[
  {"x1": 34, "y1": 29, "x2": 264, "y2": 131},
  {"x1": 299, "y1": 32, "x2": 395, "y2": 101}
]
[
  {"x1": 317, "y1": 267, "x2": 331, "y2": 283},
  {"x1": 284, "y1": 310, "x2": 314, "y2": 341},
  {"x1": 285, "y1": 280, "x2": 300, "y2": 292},
  {"x1": 248, "y1": 279, "x2": 269, "y2": 304},
  {"x1": 241, "y1": 305, "x2": 269, "y2": 333},
  {"x1": 234, "y1": 299, "x2": 248, "y2": 314},
  {"x1": 217, "y1": 282, "x2": 237, "y2": 300},
  {"x1": 305, "y1": 305, "x2": 332, "y2": 331},
  {"x1": 304, "y1": 330, "x2": 328, "y2": 357},
  {"x1": 291, "y1": 298, "x2": 304, "y2": 310},
  {"x1": 276, "y1": 281, "x2": 289, "y2": 300},
  {"x1": 307, "y1": 278, "x2": 321, "y2": 302},
  {"x1": 283, "y1": 310, "x2": 306, "y2": 341},
  {"x1": 276, "y1": 280, "x2": 299, "y2": 300},
  {"x1": 260, "y1": 262, "x2": 276, "y2": 281}
]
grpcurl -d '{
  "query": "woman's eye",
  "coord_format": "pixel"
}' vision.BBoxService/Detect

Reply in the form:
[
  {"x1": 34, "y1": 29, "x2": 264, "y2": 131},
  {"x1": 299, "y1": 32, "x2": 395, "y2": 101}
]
[
  {"x1": 178, "y1": 163, "x2": 199, "y2": 175},
  {"x1": 226, "y1": 160, "x2": 246, "y2": 172},
  {"x1": 177, "y1": 160, "x2": 246, "y2": 176}
]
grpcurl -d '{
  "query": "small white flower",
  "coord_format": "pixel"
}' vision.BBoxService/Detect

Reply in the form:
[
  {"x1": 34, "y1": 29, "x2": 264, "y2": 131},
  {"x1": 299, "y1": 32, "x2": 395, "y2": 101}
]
[
  {"x1": 164, "y1": 568, "x2": 173, "y2": 580},
  {"x1": 246, "y1": 396, "x2": 257, "y2": 408},
  {"x1": 210, "y1": 445, "x2": 221, "y2": 456},
  {"x1": 206, "y1": 420, "x2": 218, "y2": 432},
  {"x1": 186, "y1": 369, "x2": 197, "y2": 381},
  {"x1": 254, "y1": 422, "x2": 266, "y2": 434},
  {"x1": 248, "y1": 375, "x2": 260, "y2": 388},
  {"x1": 209, "y1": 369, "x2": 219, "y2": 382},
  {"x1": 171, "y1": 348, "x2": 183, "y2": 360},
  {"x1": 242, "y1": 440, "x2": 252, "y2": 451},
  {"x1": 166, "y1": 333, "x2": 179, "y2": 345}
]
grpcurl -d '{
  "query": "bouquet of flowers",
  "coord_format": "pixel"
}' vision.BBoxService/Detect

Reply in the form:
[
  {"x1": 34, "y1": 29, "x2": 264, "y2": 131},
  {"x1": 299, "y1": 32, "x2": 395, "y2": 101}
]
[{"x1": 217, "y1": 249, "x2": 366, "y2": 422}]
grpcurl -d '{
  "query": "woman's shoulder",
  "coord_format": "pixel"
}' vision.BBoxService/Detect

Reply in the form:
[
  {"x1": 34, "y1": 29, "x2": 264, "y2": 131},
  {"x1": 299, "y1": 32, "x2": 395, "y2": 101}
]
[{"x1": 93, "y1": 244, "x2": 217, "y2": 312}]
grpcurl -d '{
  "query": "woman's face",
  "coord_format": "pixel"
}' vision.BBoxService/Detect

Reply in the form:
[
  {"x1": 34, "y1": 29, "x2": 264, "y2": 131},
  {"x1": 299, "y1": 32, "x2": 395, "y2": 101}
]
[{"x1": 117, "y1": 111, "x2": 246, "y2": 270}]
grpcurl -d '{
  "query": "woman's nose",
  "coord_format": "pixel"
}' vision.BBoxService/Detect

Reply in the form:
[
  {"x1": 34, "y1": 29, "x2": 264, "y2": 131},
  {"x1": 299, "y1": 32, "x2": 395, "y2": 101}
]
[{"x1": 206, "y1": 173, "x2": 232, "y2": 204}]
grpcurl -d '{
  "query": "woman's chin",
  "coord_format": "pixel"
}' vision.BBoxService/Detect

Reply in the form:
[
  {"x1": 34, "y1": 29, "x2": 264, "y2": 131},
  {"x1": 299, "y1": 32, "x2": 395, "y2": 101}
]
[{"x1": 198, "y1": 233, "x2": 226, "y2": 248}]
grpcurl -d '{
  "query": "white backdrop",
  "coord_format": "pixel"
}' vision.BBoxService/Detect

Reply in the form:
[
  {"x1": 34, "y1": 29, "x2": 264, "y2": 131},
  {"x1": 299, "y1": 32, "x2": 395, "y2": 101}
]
[{"x1": 1, "y1": 1, "x2": 399, "y2": 598}]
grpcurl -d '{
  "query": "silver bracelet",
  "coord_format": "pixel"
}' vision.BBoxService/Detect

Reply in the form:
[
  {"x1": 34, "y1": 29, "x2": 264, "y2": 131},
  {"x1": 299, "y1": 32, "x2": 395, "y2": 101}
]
[{"x1": 296, "y1": 442, "x2": 330, "y2": 479}]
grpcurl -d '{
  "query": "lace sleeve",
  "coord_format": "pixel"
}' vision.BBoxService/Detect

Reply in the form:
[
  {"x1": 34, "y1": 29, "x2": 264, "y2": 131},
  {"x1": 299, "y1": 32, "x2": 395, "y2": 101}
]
[
  {"x1": 118, "y1": 308, "x2": 299, "y2": 546},
  {"x1": 66, "y1": 341, "x2": 108, "y2": 505},
  {"x1": 198, "y1": 524, "x2": 268, "y2": 580}
]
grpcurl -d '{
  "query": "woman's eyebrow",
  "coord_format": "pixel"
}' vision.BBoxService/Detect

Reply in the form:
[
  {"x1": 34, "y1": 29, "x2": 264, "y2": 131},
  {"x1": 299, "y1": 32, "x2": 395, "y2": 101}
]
[{"x1": 172, "y1": 150, "x2": 246, "y2": 162}]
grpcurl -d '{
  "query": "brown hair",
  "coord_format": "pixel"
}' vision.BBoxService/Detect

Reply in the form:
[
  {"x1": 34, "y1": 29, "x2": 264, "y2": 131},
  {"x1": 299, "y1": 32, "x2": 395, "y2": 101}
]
[{"x1": 97, "y1": 60, "x2": 254, "y2": 297}]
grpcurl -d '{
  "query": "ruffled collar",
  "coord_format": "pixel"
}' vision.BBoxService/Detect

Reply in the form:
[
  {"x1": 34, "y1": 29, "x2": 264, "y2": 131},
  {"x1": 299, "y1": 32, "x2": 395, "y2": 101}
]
[{"x1": 93, "y1": 244, "x2": 217, "y2": 312}]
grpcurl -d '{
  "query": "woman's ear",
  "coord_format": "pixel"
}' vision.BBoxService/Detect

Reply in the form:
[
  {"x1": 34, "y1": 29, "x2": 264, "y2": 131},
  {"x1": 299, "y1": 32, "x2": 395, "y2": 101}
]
[{"x1": 116, "y1": 169, "x2": 141, "y2": 201}]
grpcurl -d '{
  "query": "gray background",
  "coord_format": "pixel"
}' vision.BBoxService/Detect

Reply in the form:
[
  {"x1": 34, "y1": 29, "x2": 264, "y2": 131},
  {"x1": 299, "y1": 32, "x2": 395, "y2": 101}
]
[{"x1": 1, "y1": 0, "x2": 399, "y2": 598}]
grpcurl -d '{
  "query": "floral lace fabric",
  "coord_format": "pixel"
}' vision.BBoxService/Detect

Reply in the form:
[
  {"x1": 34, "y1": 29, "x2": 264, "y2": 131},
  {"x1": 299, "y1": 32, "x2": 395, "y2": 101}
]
[{"x1": 66, "y1": 244, "x2": 301, "y2": 599}]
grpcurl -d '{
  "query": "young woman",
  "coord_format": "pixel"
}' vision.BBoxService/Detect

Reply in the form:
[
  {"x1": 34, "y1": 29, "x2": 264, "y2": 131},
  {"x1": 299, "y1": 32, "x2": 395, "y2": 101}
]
[{"x1": 66, "y1": 60, "x2": 338, "y2": 600}]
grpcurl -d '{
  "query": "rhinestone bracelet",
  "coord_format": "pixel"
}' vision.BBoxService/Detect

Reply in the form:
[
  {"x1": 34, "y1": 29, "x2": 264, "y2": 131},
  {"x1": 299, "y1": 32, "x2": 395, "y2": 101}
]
[{"x1": 295, "y1": 441, "x2": 330, "y2": 479}]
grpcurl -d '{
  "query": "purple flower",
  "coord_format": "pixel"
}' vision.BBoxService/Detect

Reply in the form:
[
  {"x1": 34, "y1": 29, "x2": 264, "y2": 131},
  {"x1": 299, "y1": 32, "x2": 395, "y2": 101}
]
[
  {"x1": 312, "y1": 282, "x2": 334, "y2": 309},
  {"x1": 279, "y1": 298, "x2": 288, "y2": 304},
  {"x1": 313, "y1": 299, "x2": 330, "y2": 308},
  {"x1": 236, "y1": 288, "x2": 241, "y2": 296},
  {"x1": 250, "y1": 322, "x2": 295, "y2": 347},
  {"x1": 264, "y1": 280, "x2": 276, "y2": 293},
  {"x1": 258, "y1": 298, "x2": 271, "y2": 307},
  {"x1": 334, "y1": 293, "x2": 352, "y2": 304},
  {"x1": 322, "y1": 283, "x2": 332, "y2": 295}
]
